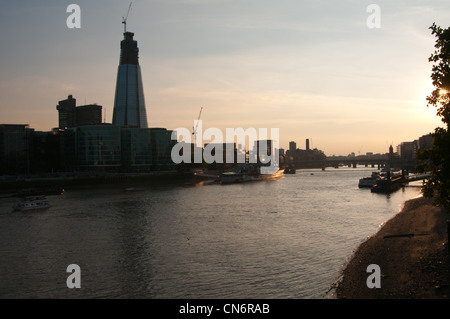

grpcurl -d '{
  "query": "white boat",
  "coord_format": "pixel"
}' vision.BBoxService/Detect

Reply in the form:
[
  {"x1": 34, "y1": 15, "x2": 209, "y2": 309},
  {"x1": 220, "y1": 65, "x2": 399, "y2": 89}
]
[
  {"x1": 13, "y1": 196, "x2": 50, "y2": 212},
  {"x1": 358, "y1": 172, "x2": 380, "y2": 188},
  {"x1": 220, "y1": 164, "x2": 284, "y2": 184}
]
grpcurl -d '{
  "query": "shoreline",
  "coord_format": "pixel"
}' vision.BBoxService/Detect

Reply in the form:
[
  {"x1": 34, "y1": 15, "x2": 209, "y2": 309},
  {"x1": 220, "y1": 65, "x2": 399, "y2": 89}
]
[
  {"x1": 0, "y1": 171, "x2": 196, "y2": 195},
  {"x1": 335, "y1": 196, "x2": 450, "y2": 298}
]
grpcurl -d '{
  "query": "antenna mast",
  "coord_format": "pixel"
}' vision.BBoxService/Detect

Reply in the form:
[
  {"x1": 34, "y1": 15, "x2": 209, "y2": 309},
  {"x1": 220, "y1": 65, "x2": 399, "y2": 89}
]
[{"x1": 122, "y1": 2, "x2": 133, "y2": 33}]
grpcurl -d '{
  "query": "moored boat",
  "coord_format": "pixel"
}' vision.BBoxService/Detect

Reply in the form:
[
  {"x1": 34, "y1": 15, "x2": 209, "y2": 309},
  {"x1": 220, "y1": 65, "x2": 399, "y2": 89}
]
[
  {"x1": 358, "y1": 171, "x2": 380, "y2": 188},
  {"x1": 370, "y1": 176, "x2": 404, "y2": 194}
]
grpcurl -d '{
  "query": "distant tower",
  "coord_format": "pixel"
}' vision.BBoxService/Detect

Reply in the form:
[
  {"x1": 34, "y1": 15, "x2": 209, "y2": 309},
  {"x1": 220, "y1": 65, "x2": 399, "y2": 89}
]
[
  {"x1": 57, "y1": 95, "x2": 76, "y2": 129},
  {"x1": 289, "y1": 141, "x2": 296, "y2": 153},
  {"x1": 112, "y1": 30, "x2": 148, "y2": 128},
  {"x1": 389, "y1": 144, "x2": 394, "y2": 159},
  {"x1": 306, "y1": 138, "x2": 310, "y2": 151}
]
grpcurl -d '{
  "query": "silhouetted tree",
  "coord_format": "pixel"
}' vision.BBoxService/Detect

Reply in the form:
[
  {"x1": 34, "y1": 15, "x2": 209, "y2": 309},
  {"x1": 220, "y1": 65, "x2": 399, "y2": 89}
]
[{"x1": 416, "y1": 23, "x2": 450, "y2": 209}]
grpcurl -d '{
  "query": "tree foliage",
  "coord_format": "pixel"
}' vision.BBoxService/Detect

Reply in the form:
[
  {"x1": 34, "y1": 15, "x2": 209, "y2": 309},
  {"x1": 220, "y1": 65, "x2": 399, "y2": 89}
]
[{"x1": 416, "y1": 23, "x2": 450, "y2": 209}]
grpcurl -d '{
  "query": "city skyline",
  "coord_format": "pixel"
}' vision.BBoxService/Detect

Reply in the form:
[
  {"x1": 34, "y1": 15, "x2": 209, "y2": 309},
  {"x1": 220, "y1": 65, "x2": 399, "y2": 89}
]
[{"x1": 1, "y1": 1, "x2": 449, "y2": 155}]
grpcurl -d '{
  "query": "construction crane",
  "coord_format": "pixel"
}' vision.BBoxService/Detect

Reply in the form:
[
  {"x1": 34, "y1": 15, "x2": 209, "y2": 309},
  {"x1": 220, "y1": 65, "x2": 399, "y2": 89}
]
[
  {"x1": 193, "y1": 107, "x2": 203, "y2": 146},
  {"x1": 122, "y1": 2, "x2": 133, "y2": 33}
]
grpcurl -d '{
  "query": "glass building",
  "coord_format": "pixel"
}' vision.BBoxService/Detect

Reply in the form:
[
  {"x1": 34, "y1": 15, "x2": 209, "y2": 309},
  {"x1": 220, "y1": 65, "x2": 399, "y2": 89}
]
[
  {"x1": 150, "y1": 128, "x2": 176, "y2": 167},
  {"x1": 121, "y1": 128, "x2": 152, "y2": 170},
  {"x1": 112, "y1": 31, "x2": 148, "y2": 128},
  {"x1": 76, "y1": 125, "x2": 121, "y2": 170}
]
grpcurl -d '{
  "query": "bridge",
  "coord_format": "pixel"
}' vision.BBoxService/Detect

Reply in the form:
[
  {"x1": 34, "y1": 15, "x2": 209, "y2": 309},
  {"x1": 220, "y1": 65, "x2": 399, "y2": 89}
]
[{"x1": 284, "y1": 157, "x2": 419, "y2": 171}]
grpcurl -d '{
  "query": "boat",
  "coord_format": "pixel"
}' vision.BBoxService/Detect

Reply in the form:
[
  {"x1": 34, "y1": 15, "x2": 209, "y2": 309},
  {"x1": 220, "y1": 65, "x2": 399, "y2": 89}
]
[
  {"x1": 13, "y1": 196, "x2": 50, "y2": 212},
  {"x1": 358, "y1": 171, "x2": 380, "y2": 188},
  {"x1": 380, "y1": 168, "x2": 402, "y2": 179},
  {"x1": 371, "y1": 175, "x2": 404, "y2": 194},
  {"x1": 220, "y1": 164, "x2": 284, "y2": 184}
]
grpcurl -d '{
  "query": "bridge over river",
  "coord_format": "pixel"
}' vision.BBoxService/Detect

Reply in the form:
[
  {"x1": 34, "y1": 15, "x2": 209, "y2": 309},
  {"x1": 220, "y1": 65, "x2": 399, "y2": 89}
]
[{"x1": 285, "y1": 158, "x2": 419, "y2": 171}]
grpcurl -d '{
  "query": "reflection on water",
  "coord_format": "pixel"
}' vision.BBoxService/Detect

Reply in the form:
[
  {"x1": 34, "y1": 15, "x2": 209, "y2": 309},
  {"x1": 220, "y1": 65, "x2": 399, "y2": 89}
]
[{"x1": 0, "y1": 168, "x2": 422, "y2": 298}]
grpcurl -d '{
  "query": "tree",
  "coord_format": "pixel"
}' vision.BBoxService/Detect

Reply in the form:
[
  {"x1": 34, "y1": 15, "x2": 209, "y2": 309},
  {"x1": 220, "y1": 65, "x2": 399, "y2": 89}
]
[{"x1": 416, "y1": 23, "x2": 450, "y2": 209}]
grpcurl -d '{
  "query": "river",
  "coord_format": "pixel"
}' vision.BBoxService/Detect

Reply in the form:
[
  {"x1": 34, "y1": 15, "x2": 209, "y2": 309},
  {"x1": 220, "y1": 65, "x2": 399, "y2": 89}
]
[{"x1": 0, "y1": 167, "x2": 422, "y2": 298}]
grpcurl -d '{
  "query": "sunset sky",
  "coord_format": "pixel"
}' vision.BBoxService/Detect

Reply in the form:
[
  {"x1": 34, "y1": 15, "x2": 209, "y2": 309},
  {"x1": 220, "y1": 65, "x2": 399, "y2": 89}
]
[{"x1": 1, "y1": 0, "x2": 449, "y2": 155}]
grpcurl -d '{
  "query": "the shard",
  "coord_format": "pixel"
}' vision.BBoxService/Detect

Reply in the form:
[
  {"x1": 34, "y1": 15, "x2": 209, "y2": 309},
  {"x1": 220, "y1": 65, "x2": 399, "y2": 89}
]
[{"x1": 112, "y1": 31, "x2": 148, "y2": 128}]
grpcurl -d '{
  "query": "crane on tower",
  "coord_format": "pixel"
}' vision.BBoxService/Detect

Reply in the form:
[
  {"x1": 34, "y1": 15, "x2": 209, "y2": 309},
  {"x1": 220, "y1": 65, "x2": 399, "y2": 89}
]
[
  {"x1": 122, "y1": 2, "x2": 133, "y2": 33},
  {"x1": 193, "y1": 107, "x2": 203, "y2": 146}
]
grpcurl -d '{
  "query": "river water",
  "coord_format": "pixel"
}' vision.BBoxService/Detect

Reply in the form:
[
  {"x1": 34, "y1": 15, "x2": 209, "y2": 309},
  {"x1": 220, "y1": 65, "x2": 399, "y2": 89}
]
[{"x1": 0, "y1": 167, "x2": 422, "y2": 298}]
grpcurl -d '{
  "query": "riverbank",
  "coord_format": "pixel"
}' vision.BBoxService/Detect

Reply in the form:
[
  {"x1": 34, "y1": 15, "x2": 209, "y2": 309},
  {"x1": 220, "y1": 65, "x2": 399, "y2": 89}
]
[
  {"x1": 336, "y1": 196, "x2": 449, "y2": 298},
  {"x1": 0, "y1": 171, "x2": 197, "y2": 196}
]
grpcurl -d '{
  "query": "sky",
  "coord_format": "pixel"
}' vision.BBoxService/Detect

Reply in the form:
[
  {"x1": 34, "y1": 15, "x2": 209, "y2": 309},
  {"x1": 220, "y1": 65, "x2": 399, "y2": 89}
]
[{"x1": 1, "y1": 0, "x2": 449, "y2": 155}]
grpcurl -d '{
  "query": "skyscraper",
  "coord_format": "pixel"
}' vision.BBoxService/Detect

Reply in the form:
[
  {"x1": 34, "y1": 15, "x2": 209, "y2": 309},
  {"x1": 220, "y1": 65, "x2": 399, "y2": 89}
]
[{"x1": 112, "y1": 31, "x2": 148, "y2": 128}]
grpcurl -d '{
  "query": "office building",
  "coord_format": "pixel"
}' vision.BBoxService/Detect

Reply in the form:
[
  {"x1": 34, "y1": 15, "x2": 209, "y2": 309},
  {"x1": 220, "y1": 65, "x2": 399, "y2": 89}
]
[
  {"x1": 121, "y1": 128, "x2": 152, "y2": 170},
  {"x1": 418, "y1": 134, "x2": 434, "y2": 150},
  {"x1": 0, "y1": 124, "x2": 33, "y2": 174},
  {"x1": 76, "y1": 104, "x2": 102, "y2": 126},
  {"x1": 150, "y1": 128, "x2": 176, "y2": 167},
  {"x1": 60, "y1": 128, "x2": 77, "y2": 171},
  {"x1": 56, "y1": 95, "x2": 77, "y2": 129},
  {"x1": 56, "y1": 95, "x2": 102, "y2": 129},
  {"x1": 76, "y1": 125, "x2": 121, "y2": 170},
  {"x1": 31, "y1": 129, "x2": 60, "y2": 173},
  {"x1": 398, "y1": 141, "x2": 417, "y2": 160}
]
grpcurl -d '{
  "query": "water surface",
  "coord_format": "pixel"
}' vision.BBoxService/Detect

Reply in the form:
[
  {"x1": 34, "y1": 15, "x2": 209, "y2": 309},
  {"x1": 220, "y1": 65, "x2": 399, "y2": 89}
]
[{"x1": 0, "y1": 168, "x2": 422, "y2": 298}]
